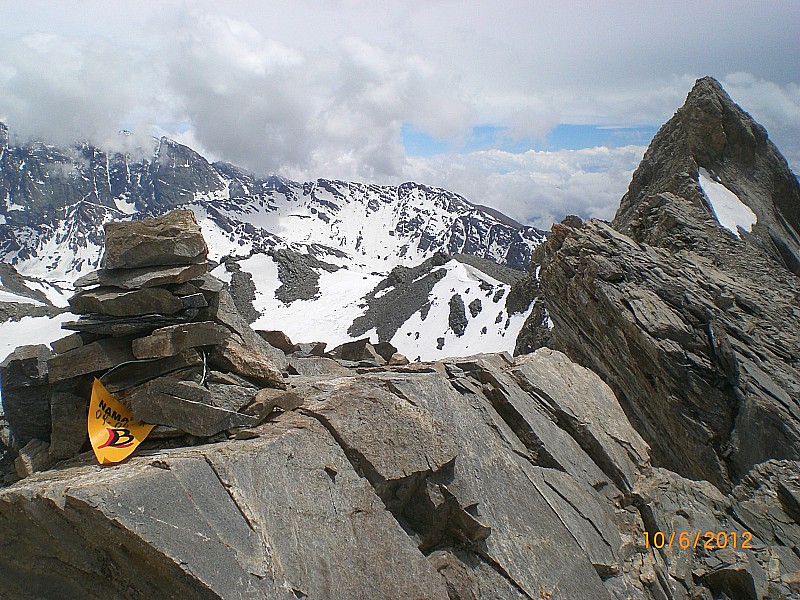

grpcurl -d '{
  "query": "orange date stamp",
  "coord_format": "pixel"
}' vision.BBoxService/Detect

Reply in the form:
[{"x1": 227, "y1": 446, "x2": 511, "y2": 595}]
[{"x1": 643, "y1": 531, "x2": 753, "y2": 550}]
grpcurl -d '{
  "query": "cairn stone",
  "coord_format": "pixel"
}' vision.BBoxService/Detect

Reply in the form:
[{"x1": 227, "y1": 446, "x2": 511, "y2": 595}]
[
  {"x1": 131, "y1": 322, "x2": 231, "y2": 359},
  {"x1": 256, "y1": 330, "x2": 300, "y2": 355},
  {"x1": 74, "y1": 262, "x2": 208, "y2": 290},
  {"x1": 69, "y1": 287, "x2": 185, "y2": 317},
  {"x1": 102, "y1": 210, "x2": 208, "y2": 270}
]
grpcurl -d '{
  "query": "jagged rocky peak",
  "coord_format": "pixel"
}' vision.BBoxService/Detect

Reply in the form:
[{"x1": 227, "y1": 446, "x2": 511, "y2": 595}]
[
  {"x1": 614, "y1": 76, "x2": 800, "y2": 274},
  {"x1": 537, "y1": 78, "x2": 800, "y2": 494}
]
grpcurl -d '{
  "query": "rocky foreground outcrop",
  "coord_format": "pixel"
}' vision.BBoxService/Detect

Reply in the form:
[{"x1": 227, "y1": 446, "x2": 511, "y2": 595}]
[{"x1": 3, "y1": 345, "x2": 799, "y2": 599}]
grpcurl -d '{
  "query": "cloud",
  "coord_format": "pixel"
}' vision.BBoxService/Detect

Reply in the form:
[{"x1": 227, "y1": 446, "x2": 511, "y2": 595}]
[
  {"x1": 405, "y1": 146, "x2": 647, "y2": 230},
  {"x1": 0, "y1": 32, "x2": 160, "y2": 152},
  {"x1": 0, "y1": 2, "x2": 797, "y2": 227}
]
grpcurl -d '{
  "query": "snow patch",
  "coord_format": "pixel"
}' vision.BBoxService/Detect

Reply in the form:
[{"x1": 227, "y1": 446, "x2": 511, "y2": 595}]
[
  {"x1": 0, "y1": 290, "x2": 44, "y2": 305},
  {"x1": 244, "y1": 252, "x2": 383, "y2": 348},
  {"x1": 698, "y1": 168, "x2": 756, "y2": 238}
]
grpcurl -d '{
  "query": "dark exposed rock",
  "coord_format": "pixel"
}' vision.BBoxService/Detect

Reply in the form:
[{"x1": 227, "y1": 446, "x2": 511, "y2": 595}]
[
  {"x1": 467, "y1": 298, "x2": 482, "y2": 317},
  {"x1": 349, "y1": 252, "x2": 449, "y2": 342},
  {"x1": 270, "y1": 247, "x2": 340, "y2": 304},
  {"x1": 50, "y1": 333, "x2": 89, "y2": 354},
  {"x1": 102, "y1": 209, "x2": 208, "y2": 269},
  {"x1": 61, "y1": 309, "x2": 201, "y2": 337},
  {"x1": 101, "y1": 349, "x2": 204, "y2": 393},
  {"x1": 448, "y1": 294, "x2": 468, "y2": 337},
  {"x1": 1, "y1": 345, "x2": 54, "y2": 448},
  {"x1": 288, "y1": 357, "x2": 352, "y2": 377},
  {"x1": 222, "y1": 259, "x2": 261, "y2": 323},
  {"x1": 48, "y1": 391, "x2": 88, "y2": 459}
]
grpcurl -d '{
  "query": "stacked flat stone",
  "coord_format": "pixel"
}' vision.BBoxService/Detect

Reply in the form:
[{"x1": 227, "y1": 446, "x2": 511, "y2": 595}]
[{"x1": 0, "y1": 210, "x2": 288, "y2": 478}]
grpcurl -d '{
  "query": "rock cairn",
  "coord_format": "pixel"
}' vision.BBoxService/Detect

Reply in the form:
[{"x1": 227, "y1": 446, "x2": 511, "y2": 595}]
[{"x1": 1, "y1": 210, "x2": 291, "y2": 478}]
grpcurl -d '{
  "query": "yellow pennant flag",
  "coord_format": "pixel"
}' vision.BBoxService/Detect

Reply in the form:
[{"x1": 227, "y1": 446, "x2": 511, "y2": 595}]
[{"x1": 88, "y1": 378, "x2": 155, "y2": 465}]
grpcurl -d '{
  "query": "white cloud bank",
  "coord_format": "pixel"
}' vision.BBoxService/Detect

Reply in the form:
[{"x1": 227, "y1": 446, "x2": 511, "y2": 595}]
[{"x1": 0, "y1": 2, "x2": 797, "y2": 228}]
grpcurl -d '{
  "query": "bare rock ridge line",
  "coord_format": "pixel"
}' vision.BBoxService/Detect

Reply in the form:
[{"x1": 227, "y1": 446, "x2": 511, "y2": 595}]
[{"x1": 0, "y1": 76, "x2": 799, "y2": 599}]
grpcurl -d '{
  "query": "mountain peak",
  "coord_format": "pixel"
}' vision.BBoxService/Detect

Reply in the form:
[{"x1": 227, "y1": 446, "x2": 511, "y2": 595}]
[{"x1": 613, "y1": 77, "x2": 800, "y2": 274}]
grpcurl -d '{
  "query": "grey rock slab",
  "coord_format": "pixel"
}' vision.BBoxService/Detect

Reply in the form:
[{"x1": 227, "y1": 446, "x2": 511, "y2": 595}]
[
  {"x1": 180, "y1": 292, "x2": 208, "y2": 309},
  {"x1": 127, "y1": 378, "x2": 256, "y2": 437},
  {"x1": 204, "y1": 413, "x2": 451, "y2": 599},
  {"x1": 101, "y1": 349, "x2": 203, "y2": 393},
  {"x1": 132, "y1": 321, "x2": 231, "y2": 359},
  {"x1": 206, "y1": 382, "x2": 257, "y2": 413},
  {"x1": 427, "y1": 550, "x2": 529, "y2": 600},
  {"x1": 452, "y1": 354, "x2": 622, "y2": 499},
  {"x1": 0, "y1": 453, "x2": 280, "y2": 598},
  {"x1": 69, "y1": 286, "x2": 184, "y2": 317},
  {"x1": 301, "y1": 376, "x2": 458, "y2": 495},
  {"x1": 511, "y1": 348, "x2": 650, "y2": 494},
  {"x1": 75, "y1": 262, "x2": 209, "y2": 290},
  {"x1": 256, "y1": 330, "x2": 299, "y2": 354},
  {"x1": 288, "y1": 356, "x2": 352, "y2": 377},
  {"x1": 49, "y1": 333, "x2": 87, "y2": 354},
  {"x1": 350, "y1": 371, "x2": 612, "y2": 599},
  {"x1": 0, "y1": 344, "x2": 52, "y2": 389},
  {"x1": 49, "y1": 391, "x2": 88, "y2": 460},
  {"x1": 0, "y1": 413, "x2": 453, "y2": 599},
  {"x1": 533, "y1": 467, "x2": 622, "y2": 578},
  {"x1": 102, "y1": 209, "x2": 208, "y2": 269},
  {"x1": 47, "y1": 337, "x2": 135, "y2": 383}
]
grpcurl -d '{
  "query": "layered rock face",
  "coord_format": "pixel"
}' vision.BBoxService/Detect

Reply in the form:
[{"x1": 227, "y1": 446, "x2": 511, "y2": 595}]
[{"x1": 539, "y1": 78, "x2": 800, "y2": 493}]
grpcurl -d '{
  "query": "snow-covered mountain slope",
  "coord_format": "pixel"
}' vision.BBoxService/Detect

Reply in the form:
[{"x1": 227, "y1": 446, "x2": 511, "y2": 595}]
[{"x1": 0, "y1": 125, "x2": 544, "y2": 362}]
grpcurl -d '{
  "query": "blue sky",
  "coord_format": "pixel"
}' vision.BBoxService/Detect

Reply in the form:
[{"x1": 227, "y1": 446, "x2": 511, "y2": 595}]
[{"x1": 401, "y1": 123, "x2": 660, "y2": 156}]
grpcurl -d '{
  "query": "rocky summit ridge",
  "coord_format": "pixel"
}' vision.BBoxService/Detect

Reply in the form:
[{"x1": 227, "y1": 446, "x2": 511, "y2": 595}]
[{"x1": 0, "y1": 77, "x2": 799, "y2": 599}]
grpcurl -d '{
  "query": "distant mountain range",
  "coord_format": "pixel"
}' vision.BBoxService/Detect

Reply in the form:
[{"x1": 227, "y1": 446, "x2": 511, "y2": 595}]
[{"x1": 0, "y1": 124, "x2": 546, "y2": 361}]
